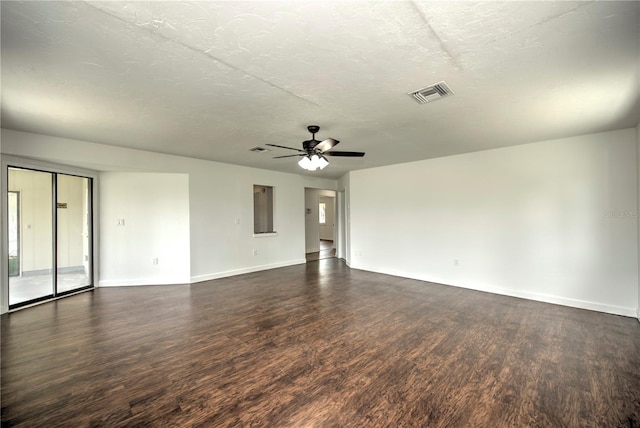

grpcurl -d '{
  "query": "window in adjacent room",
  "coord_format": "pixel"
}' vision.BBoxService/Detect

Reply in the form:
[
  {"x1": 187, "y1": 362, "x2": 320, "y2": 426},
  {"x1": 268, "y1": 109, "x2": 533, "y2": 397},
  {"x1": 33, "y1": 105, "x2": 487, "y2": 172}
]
[
  {"x1": 319, "y1": 202, "x2": 326, "y2": 224},
  {"x1": 253, "y1": 185, "x2": 275, "y2": 234}
]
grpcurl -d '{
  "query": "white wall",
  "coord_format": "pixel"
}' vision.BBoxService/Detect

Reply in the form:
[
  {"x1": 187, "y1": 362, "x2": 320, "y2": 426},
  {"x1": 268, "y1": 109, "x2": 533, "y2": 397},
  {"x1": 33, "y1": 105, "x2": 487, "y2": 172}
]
[
  {"x1": 5, "y1": 127, "x2": 636, "y2": 318},
  {"x1": 337, "y1": 174, "x2": 351, "y2": 264},
  {"x1": 337, "y1": 190, "x2": 346, "y2": 260},
  {"x1": 349, "y1": 128, "x2": 639, "y2": 317},
  {"x1": 188, "y1": 164, "x2": 322, "y2": 282},
  {"x1": 99, "y1": 172, "x2": 190, "y2": 286},
  {"x1": 0, "y1": 129, "x2": 337, "y2": 296}
]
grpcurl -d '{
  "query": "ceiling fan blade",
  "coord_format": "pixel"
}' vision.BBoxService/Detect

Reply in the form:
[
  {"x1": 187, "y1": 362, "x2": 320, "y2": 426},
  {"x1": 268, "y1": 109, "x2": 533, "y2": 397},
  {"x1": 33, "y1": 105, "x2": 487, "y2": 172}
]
[
  {"x1": 266, "y1": 143, "x2": 306, "y2": 153},
  {"x1": 314, "y1": 138, "x2": 340, "y2": 153},
  {"x1": 325, "y1": 151, "x2": 365, "y2": 157},
  {"x1": 273, "y1": 154, "x2": 305, "y2": 159}
]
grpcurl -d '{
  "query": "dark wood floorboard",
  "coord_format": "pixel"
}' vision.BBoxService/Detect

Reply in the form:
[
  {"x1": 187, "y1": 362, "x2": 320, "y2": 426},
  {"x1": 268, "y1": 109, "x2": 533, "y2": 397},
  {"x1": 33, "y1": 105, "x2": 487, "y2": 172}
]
[
  {"x1": 2, "y1": 258, "x2": 639, "y2": 427},
  {"x1": 305, "y1": 240, "x2": 336, "y2": 262}
]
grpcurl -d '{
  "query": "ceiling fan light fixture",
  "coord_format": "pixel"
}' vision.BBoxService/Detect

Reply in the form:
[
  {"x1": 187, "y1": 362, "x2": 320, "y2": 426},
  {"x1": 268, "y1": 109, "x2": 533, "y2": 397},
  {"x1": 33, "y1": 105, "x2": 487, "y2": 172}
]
[
  {"x1": 268, "y1": 125, "x2": 362, "y2": 171},
  {"x1": 318, "y1": 155, "x2": 329, "y2": 170},
  {"x1": 297, "y1": 154, "x2": 329, "y2": 171},
  {"x1": 298, "y1": 156, "x2": 312, "y2": 170}
]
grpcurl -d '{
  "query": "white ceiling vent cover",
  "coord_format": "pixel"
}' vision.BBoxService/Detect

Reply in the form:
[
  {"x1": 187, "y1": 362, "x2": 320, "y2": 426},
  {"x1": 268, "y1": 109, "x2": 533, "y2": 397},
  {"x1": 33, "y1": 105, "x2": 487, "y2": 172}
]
[{"x1": 409, "y1": 81, "x2": 454, "y2": 104}]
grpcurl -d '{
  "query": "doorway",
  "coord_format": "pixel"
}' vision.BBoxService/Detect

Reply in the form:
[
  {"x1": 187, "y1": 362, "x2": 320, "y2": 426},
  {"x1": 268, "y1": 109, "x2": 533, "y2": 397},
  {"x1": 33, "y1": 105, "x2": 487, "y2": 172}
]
[
  {"x1": 6, "y1": 166, "x2": 94, "y2": 309},
  {"x1": 304, "y1": 188, "x2": 337, "y2": 262}
]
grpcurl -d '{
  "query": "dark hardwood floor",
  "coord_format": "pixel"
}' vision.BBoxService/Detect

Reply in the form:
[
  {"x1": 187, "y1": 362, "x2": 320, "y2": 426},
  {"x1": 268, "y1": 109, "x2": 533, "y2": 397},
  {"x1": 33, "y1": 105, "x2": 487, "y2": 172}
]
[
  {"x1": 2, "y1": 258, "x2": 639, "y2": 427},
  {"x1": 305, "y1": 240, "x2": 336, "y2": 262}
]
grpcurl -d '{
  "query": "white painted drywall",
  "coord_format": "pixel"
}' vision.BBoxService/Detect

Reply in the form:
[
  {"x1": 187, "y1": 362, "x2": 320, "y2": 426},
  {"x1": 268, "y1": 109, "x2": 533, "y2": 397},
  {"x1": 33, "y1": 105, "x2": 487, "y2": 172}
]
[
  {"x1": 350, "y1": 128, "x2": 639, "y2": 317},
  {"x1": 0, "y1": 129, "x2": 337, "y2": 291},
  {"x1": 304, "y1": 189, "x2": 320, "y2": 253},
  {"x1": 337, "y1": 190, "x2": 346, "y2": 260},
  {"x1": 337, "y1": 174, "x2": 351, "y2": 265},
  {"x1": 99, "y1": 172, "x2": 191, "y2": 286},
  {"x1": 187, "y1": 163, "x2": 318, "y2": 282}
]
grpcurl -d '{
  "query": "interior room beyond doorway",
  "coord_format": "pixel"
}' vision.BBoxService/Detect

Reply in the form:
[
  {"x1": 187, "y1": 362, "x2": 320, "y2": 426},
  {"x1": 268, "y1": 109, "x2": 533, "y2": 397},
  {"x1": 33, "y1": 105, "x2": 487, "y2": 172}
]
[
  {"x1": 305, "y1": 188, "x2": 337, "y2": 262},
  {"x1": 306, "y1": 239, "x2": 336, "y2": 262}
]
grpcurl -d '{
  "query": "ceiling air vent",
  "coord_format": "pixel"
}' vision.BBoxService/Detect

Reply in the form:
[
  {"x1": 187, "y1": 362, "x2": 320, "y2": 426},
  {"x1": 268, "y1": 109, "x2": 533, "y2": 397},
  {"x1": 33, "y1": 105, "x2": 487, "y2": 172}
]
[
  {"x1": 408, "y1": 81, "x2": 454, "y2": 104},
  {"x1": 249, "y1": 147, "x2": 270, "y2": 153}
]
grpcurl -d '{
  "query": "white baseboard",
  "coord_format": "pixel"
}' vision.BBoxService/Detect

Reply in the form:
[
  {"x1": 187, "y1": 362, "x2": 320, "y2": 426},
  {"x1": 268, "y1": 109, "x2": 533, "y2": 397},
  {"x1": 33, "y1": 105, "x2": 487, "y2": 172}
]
[
  {"x1": 98, "y1": 260, "x2": 307, "y2": 287},
  {"x1": 98, "y1": 278, "x2": 188, "y2": 287},
  {"x1": 352, "y1": 263, "x2": 637, "y2": 318},
  {"x1": 191, "y1": 259, "x2": 306, "y2": 284}
]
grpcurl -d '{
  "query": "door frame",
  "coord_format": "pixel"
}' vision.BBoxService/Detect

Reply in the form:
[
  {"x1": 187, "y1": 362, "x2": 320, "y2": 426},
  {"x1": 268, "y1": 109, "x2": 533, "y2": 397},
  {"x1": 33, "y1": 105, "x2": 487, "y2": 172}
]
[
  {"x1": 304, "y1": 188, "x2": 339, "y2": 259},
  {"x1": 1, "y1": 155, "x2": 99, "y2": 313},
  {"x1": 7, "y1": 191, "x2": 20, "y2": 278},
  {"x1": 337, "y1": 190, "x2": 346, "y2": 260},
  {"x1": 318, "y1": 194, "x2": 336, "y2": 245}
]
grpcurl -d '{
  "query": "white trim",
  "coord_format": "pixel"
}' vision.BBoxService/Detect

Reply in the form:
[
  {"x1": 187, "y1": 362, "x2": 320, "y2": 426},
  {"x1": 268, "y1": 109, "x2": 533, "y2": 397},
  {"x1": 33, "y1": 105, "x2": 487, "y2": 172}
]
[
  {"x1": 352, "y1": 263, "x2": 638, "y2": 318},
  {"x1": 99, "y1": 279, "x2": 188, "y2": 287},
  {"x1": 190, "y1": 259, "x2": 306, "y2": 283},
  {"x1": 637, "y1": 307, "x2": 640, "y2": 322}
]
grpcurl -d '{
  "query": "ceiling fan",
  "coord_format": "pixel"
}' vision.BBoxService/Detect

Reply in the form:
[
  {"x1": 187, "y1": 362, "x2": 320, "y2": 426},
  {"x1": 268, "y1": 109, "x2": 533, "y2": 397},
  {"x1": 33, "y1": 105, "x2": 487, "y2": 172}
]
[{"x1": 266, "y1": 125, "x2": 365, "y2": 171}]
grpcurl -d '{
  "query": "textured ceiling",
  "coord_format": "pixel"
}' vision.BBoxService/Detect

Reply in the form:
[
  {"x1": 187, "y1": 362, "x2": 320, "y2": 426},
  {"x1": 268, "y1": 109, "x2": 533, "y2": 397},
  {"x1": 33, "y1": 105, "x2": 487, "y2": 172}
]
[{"x1": 1, "y1": 1, "x2": 639, "y2": 178}]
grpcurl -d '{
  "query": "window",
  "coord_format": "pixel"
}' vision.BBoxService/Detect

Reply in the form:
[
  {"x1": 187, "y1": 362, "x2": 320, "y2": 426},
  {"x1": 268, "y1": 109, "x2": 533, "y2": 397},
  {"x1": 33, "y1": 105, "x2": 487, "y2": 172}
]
[
  {"x1": 253, "y1": 185, "x2": 275, "y2": 234},
  {"x1": 319, "y1": 202, "x2": 326, "y2": 224}
]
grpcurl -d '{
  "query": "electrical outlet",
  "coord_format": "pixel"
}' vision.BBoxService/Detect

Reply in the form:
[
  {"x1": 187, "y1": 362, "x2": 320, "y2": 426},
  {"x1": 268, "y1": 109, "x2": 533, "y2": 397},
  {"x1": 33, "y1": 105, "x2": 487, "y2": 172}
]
[
  {"x1": 454, "y1": 259, "x2": 460, "y2": 266},
  {"x1": 116, "y1": 218, "x2": 125, "y2": 226},
  {"x1": 253, "y1": 249, "x2": 258, "y2": 256},
  {"x1": 153, "y1": 257, "x2": 159, "y2": 265}
]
